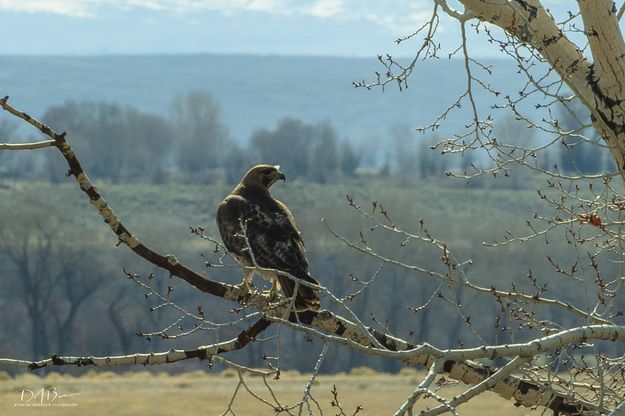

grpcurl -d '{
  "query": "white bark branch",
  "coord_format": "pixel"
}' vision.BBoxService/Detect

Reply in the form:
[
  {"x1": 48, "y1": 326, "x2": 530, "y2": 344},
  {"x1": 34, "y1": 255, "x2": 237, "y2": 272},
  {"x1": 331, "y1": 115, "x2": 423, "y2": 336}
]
[
  {"x1": 394, "y1": 359, "x2": 443, "y2": 416},
  {"x1": 457, "y1": 1, "x2": 594, "y2": 107},
  {"x1": 453, "y1": 1, "x2": 625, "y2": 179},
  {"x1": 422, "y1": 356, "x2": 528, "y2": 416},
  {"x1": 0, "y1": 140, "x2": 55, "y2": 150},
  {"x1": 0, "y1": 317, "x2": 271, "y2": 371},
  {"x1": 0, "y1": 341, "x2": 228, "y2": 370}
]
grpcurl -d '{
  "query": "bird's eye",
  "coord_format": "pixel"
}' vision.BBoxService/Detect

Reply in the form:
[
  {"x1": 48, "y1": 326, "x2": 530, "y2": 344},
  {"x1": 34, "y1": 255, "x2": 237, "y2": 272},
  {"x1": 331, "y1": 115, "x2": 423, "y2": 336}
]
[{"x1": 261, "y1": 169, "x2": 273, "y2": 175}]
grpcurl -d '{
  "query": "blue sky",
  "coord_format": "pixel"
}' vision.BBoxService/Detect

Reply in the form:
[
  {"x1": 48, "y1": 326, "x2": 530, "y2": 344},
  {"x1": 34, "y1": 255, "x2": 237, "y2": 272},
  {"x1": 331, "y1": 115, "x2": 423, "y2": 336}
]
[{"x1": 0, "y1": 1, "x2": 577, "y2": 57}]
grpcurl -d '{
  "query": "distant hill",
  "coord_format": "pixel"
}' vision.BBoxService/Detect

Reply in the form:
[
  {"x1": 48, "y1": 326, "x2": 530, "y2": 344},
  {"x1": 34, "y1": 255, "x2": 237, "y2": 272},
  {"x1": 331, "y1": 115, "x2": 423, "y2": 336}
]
[{"x1": 0, "y1": 54, "x2": 526, "y2": 143}]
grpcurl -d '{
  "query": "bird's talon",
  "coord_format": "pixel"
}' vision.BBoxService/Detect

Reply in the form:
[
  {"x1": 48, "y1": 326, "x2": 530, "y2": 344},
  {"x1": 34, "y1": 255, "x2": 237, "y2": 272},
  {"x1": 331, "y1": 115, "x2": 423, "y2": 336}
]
[
  {"x1": 262, "y1": 290, "x2": 280, "y2": 302},
  {"x1": 236, "y1": 282, "x2": 252, "y2": 294}
]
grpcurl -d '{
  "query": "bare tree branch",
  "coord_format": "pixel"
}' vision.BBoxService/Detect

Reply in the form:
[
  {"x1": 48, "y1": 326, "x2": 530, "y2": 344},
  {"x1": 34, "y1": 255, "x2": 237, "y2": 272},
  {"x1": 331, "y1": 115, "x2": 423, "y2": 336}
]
[
  {"x1": 0, "y1": 96, "x2": 617, "y2": 415},
  {"x1": 0, "y1": 140, "x2": 55, "y2": 150},
  {"x1": 0, "y1": 317, "x2": 270, "y2": 371}
]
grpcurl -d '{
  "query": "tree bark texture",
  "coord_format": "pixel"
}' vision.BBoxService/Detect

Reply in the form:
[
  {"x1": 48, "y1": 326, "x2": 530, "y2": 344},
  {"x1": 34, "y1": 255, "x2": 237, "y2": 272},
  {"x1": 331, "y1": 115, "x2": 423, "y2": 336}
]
[{"x1": 459, "y1": 0, "x2": 625, "y2": 181}]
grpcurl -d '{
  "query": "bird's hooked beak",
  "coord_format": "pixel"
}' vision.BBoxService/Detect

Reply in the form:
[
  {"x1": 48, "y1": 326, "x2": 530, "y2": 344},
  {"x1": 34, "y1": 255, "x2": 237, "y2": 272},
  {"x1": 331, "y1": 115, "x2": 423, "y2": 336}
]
[{"x1": 275, "y1": 165, "x2": 286, "y2": 182}]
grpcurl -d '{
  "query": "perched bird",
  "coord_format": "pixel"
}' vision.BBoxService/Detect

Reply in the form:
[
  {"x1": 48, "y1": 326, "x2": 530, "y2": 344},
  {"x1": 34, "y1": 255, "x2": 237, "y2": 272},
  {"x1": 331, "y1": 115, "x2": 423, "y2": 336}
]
[{"x1": 217, "y1": 164, "x2": 320, "y2": 311}]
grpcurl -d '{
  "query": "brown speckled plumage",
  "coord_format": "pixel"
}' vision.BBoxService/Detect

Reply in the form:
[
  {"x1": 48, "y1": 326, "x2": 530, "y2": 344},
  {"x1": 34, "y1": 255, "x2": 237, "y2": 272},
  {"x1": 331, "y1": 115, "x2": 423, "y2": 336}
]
[{"x1": 217, "y1": 164, "x2": 320, "y2": 310}]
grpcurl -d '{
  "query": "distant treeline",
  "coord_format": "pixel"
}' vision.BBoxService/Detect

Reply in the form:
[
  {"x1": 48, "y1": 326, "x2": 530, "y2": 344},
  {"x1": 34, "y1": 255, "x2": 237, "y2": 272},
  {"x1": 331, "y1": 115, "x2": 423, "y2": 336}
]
[
  {"x1": 0, "y1": 92, "x2": 613, "y2": 186},
  {"x1": 0, "y1": 92, "x2": 360, "y2": 184}
]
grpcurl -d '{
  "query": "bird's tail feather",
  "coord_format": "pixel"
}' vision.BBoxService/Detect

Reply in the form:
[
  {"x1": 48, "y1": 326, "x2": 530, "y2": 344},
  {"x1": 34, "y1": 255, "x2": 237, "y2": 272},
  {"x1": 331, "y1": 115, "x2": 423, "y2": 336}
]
[
  {"x1": 296, "y1": 285, "x2": 320, "y2": 311},
  {"x1": 278, "y1": 274, "x2": 320, "y2": 311}
]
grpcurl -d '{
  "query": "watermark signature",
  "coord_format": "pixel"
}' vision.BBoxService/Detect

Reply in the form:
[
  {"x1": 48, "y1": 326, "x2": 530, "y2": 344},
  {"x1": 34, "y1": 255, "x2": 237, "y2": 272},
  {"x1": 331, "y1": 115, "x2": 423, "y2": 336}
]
[{"x1": 14, "y1": 387, "x2": 79, "y2": 408}]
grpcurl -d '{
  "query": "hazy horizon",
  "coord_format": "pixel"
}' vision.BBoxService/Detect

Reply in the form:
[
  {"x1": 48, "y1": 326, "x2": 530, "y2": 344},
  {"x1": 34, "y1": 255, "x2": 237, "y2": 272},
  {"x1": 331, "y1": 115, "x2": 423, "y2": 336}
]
[
  {"x1": 0, "y1": 1, "x2": 580, "y2": 58},
  {"x1": 0, "y1": 54, "x2": 526, "y2": 148}
]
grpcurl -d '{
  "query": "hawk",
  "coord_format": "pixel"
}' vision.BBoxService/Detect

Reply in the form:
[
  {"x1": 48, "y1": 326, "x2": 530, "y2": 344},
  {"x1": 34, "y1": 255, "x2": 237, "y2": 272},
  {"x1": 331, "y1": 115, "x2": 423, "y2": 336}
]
[{"x1": 217, "y1": 164, "x2": 320, "y2": 311}]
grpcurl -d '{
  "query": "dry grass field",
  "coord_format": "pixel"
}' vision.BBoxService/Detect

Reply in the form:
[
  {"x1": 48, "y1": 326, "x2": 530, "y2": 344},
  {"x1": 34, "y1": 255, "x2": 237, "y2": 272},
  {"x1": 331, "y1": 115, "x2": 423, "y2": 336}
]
[{"x1": 0, "y1": 368, "x2": 540, "y2": 415}]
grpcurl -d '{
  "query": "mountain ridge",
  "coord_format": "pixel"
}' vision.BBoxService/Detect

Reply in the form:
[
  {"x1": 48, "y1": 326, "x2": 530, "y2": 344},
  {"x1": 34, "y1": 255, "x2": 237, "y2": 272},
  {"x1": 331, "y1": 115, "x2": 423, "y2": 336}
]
[{"x1": 0, "y1": 54, "x2": 523, "y2": 143}]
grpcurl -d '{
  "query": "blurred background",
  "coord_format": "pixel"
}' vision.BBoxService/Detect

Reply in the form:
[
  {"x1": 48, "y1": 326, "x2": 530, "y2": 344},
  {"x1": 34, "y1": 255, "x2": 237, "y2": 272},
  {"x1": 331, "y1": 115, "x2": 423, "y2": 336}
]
[{"x1": 0, "y1": 1, "x2": 616, "y2": 375}]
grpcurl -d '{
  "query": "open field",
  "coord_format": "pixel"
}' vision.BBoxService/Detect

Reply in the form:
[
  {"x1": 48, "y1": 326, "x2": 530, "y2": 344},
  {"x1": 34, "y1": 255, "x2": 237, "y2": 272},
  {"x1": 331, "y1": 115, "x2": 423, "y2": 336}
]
[{"x1": 0, "y1": 369, "x2": 540, "y2": 416}]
